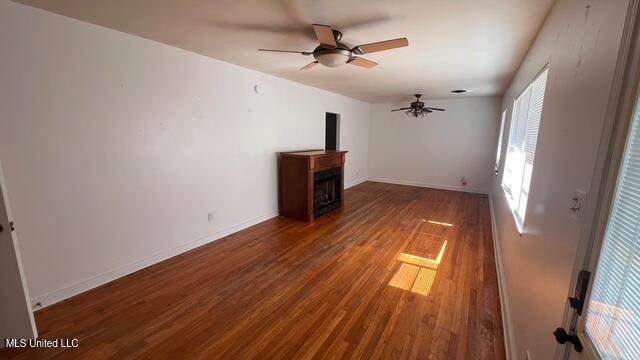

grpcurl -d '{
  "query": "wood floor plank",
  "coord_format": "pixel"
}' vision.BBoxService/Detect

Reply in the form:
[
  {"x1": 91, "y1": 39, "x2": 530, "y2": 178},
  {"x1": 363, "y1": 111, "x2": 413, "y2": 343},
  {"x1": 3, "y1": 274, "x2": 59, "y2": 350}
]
[{"x1": 1, "y1": 182, "x2": 505, "y2": 360}]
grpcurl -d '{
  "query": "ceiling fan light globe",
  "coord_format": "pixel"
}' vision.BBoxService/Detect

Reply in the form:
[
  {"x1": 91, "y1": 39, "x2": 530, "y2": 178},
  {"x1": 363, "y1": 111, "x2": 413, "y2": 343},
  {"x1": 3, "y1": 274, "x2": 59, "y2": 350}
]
[
  {"x1": 315, "y1": 52, "x2": 350, "y2": 67},
  {"x1": 313, "y1": 48, "x2": 352, "y2": 68}
]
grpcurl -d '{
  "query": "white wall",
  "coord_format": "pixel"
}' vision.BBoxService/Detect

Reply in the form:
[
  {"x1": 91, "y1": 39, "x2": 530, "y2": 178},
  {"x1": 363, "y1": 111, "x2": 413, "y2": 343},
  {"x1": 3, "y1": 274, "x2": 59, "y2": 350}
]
[
  {"x1": 369, "y1": 97, "x2": 501, "y2": 194},
  {"x1": 0, "y1": 1, "x2": 371, "y2": 307},
  {"x1": 490, "y1": 0, "x2": 629, "y2": 359}
]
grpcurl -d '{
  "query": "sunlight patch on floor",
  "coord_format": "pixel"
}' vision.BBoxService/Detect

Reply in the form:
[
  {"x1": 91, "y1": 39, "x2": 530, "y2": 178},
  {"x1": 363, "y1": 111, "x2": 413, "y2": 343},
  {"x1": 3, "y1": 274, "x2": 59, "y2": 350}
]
[
  {"x1": 411, "y1": 267, "x2": 437, "y2": 295},
  {"x1": 389, "y1": 241, "x2": 447, "y2": 296},
  {"x1": 388, "y1": 263, "x2": 421, "y2": 290},
  {"x1": 425, "y1": 220, "x2": 454, "y2": 227}
]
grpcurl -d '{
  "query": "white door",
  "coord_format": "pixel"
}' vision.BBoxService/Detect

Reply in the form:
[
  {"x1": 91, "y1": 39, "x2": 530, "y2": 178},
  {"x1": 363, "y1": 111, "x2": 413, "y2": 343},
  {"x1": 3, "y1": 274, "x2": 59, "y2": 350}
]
[
  {"x1": 570, "y1": 85, "x2": 640, "y2": 360},
  {"x1": 0, "y1": 164, "x2": 37, "y2": 345},
  {"x1": 565, "y1": 3, "x2": 640, "y2": 358}
]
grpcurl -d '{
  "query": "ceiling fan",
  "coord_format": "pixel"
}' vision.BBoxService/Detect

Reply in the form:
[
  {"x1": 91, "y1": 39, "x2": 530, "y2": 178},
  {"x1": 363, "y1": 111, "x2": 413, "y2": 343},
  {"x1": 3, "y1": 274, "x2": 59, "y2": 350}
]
[
  {"x1": 391, "y1": 94, "x2": 445, "y2": 118},
  {"x1": 258, "y1": 24, "x2": 408, "y2": 70}
]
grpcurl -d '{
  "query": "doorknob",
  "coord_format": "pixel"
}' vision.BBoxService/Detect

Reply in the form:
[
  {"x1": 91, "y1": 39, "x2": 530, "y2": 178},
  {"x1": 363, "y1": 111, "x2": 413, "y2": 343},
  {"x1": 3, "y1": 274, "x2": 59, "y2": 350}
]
[{"x1": 553, "y1": 328, "x2": 583, "y2": 352}]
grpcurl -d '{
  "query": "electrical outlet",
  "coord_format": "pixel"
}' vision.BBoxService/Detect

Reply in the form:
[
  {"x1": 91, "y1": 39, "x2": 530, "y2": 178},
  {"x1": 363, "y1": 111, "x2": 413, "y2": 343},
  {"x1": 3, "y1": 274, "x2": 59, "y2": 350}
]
[{"x1": 207, "y1": 212, "x2": 214, "y2": 222}]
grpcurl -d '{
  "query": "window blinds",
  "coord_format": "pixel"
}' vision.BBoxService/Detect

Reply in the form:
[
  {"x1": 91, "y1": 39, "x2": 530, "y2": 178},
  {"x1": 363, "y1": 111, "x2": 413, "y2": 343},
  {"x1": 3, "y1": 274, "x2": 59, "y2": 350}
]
[
  {"x1": 495, "y1": 110, "x2": 507, "y2": 173},
  {"x1": 502, "y1": 68, "x2": 549, "y2": 228},
  {"x1": 585, "y1": 90, "x2": 640, "y2": 359}
]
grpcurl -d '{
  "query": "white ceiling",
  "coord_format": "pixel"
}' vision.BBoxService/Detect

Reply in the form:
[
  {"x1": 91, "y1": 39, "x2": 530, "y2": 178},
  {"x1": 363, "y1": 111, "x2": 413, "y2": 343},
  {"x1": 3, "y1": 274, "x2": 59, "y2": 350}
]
[{"x1": 15, "y1": 0, "x2": 555, "y2": 103}]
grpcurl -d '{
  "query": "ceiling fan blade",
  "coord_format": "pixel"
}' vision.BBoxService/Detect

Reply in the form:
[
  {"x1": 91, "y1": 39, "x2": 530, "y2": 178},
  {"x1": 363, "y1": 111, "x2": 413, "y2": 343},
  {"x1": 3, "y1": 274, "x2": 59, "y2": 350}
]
[
  {"x1": 354, "y1": 38, "x2": 409, "y2": 54},
  {"x1": 312, "y1": 24, "x2": 337, "y2": 48},
  {"x1": 300, "y1": 61, "x2": 319, "y2": 70},
  {"x1": 391, "y1": 107, "x2": 412, "y2": 112},
  {"x1": 425, "y1": 107, "x2": 446, "y2": 111},
  {"x1": 258, "y1": 49, "x2": 312, "y2": 55},
  {"x1": 347, "y1": 57, "x2": 378, "y2": 69}
]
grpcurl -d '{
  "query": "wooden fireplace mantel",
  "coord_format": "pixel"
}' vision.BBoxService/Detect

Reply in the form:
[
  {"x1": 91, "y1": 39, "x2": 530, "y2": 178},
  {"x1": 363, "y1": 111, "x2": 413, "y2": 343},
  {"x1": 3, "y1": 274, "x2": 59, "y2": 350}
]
[{"x1": 279, "y1": 150, "x2": 347, "y2": 222}]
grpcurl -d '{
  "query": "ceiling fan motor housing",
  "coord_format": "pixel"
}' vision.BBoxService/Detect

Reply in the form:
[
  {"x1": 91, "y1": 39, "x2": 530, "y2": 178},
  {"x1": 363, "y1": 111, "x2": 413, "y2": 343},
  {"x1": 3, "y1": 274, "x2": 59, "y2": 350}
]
[{"x1": 332, "y1": 30, "x2": 343, "y2": 42}]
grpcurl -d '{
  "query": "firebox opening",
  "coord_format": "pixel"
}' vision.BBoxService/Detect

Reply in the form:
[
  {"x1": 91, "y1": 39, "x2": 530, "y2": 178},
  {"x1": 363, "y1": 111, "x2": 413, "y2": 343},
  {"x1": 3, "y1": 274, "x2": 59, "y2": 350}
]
[{"x1": 314, "y1": 167, "x2": 342, "y2": 218}]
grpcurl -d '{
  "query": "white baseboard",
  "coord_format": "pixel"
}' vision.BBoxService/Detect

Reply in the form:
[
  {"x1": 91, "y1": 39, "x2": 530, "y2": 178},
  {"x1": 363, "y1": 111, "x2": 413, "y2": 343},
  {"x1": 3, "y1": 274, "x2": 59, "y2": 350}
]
[
  {"x1": 489, "y1": 195, "x2": 516, "y2": 360},
  {"x1": 367, "y1": 177, "x2": 488, "y2": 194},
  {"x1": 31, "y1": 211, "x2": 279, "y2": 310},
  {"x1": 345, "y1": 177, "x2": 368, "y2": 189}
]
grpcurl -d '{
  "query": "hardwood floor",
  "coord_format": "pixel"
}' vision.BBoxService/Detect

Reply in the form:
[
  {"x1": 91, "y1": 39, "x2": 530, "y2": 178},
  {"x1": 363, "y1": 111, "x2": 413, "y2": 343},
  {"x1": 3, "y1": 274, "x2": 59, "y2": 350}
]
[{"x1": 2, "y1": 182, "x2": 505, "y2": 359}]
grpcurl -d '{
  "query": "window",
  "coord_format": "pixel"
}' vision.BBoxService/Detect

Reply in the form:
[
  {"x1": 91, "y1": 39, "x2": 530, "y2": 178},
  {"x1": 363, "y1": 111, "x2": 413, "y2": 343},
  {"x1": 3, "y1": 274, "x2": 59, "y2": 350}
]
[
  {"x1": 495, "y1": 110, "x2": 507, "y2": 173},
  {"x1": 584, "y1": 88, "x2": 640, "y2": 359},
  {"x1": 501, "y1": 68, "x2": 548, "y2": 230}
]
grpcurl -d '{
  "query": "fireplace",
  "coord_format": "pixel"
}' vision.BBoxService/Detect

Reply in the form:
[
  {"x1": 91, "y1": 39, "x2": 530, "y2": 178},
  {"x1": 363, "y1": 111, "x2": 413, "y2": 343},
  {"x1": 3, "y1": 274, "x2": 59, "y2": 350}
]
[
  {"x1": 279, "y1": 150, "x2": 347, "y2": 222},
  {"x1": 314, "y1": 168, "x2": 342, "y2": 218}
]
